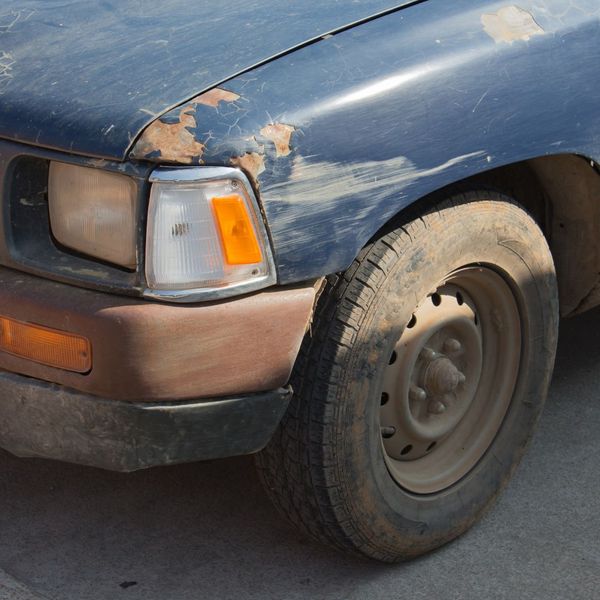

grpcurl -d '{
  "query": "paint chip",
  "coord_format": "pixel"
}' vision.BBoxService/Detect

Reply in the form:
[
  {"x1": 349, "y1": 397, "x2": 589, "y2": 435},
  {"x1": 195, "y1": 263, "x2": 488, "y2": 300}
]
[
  {"x1": 482, "y1": 6, "x2": 544, "y2": 44},
  {"x1": 132, "y1": 107, "x2": 204, "y2": 164},
  {"x1": 260, "y1": 123, "x2": 295, "y2": 157},
  {"x1": 230, "y1": 152, "x2": 266, "y2": 184},
  {"x1": 191, "y1": 87, "x2": 240, "y2": 108}
]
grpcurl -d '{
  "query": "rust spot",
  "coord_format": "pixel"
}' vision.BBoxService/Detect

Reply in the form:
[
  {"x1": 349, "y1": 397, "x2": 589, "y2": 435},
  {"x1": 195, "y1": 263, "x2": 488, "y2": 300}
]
[
  {"x1": 260, "y1": 123, "x2": 295, "y2": 157},
  {"x1": 230, "y1": 152, "x2": 266, "y2": 184},
  {"x1": 132, "y1": 107, "x2": 204, "y2": 164},
  {"x1": 191, "y1": 87, "x2": 241, "y2": 108},
  {"x1": 481, "y1": 6, "x2": 544, "y2": 43}
]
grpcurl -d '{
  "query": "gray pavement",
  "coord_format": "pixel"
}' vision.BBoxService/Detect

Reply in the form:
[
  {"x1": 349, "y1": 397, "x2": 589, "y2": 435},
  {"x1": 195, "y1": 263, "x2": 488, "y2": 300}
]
[{"x1": 0, "y1": 309, "x2": 599, "y2": 600}]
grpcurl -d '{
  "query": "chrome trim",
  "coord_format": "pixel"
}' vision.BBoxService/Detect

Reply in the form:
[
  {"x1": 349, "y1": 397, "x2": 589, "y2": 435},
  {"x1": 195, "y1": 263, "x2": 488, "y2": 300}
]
[
  {"x1": 149, "y1": 166, "x2": 246, "y2": 184},
  {"x1": 143, "y1": 166, "x2": 277, "y2": 303}
]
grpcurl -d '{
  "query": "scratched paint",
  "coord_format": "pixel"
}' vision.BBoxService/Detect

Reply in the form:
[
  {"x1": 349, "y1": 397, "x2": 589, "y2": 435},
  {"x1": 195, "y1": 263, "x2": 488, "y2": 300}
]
[
  {"x1": 259, "y1": 152, "x2": 487, "y2": 273},
  {"x1": 0, "y1": 51, "x2": 14, "y2": 94},
  {"x1": 481, "y1": 6, "x2": 544, "y2": 43},
  {"x1": 0, "y1": 0, "x2": 413, "y2": 159},
  {"x1": 0, "y1": 9, "x2": 35, "y2": 95},
  {"x1": 264, "y1": 152, "x2": 485, "y2": 204}
]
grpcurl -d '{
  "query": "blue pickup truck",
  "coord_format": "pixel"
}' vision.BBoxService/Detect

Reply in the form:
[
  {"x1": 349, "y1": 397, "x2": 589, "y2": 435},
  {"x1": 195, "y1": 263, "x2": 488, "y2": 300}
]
[{"x1": 0, "y1": 0, "x2": 598, "y2": 561}]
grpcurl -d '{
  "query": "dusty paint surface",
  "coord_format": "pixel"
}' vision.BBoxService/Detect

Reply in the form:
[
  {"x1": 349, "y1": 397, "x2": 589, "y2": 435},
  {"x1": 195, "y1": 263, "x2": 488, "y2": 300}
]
[
  {"x1": 260, "y1": 124, "x2": 296, "y2": 157},
  {"x1": 0, "y1": 0, "x2": 410, "y2": 159},
  {"x1": 0, "y1": 266, "x2": 317, "y2": 401},
  {"x1": 2, "y1": 0, "x2": 597, "y2": 293},
  {"x1": 481, "y1": 6, "x2": 544, "y2": 43}
]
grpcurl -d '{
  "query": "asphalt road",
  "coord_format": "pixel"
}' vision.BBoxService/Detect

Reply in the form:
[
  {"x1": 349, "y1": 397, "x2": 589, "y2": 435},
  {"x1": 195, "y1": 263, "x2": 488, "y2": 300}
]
[{"x1": 1, "y1": 309, "x2": 599, "y2": 600}]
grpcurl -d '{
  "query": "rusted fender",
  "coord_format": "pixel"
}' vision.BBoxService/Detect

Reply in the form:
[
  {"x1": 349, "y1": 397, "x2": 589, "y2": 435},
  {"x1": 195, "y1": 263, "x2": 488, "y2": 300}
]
[{"x1": 130, "y1": 0, "x2": 600, "y2": 285}]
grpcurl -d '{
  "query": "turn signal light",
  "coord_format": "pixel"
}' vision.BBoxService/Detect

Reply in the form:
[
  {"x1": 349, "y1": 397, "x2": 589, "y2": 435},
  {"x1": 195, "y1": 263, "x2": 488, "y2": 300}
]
[
  {"x1": 212, "y1": 195, "x2": 263, "y2": 265},
  {"x1": 0, "y1": 316, "x2": 91, "y2": 373},
  {"x1": 145, "y1": 168, "x2": 275, "y2": 297}
]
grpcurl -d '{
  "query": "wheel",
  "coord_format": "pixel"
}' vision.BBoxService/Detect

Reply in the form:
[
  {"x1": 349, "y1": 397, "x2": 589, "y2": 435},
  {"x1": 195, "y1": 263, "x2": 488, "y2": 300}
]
[{"x1": 256, "y1": 191, "x2": 558, "y2": 562}]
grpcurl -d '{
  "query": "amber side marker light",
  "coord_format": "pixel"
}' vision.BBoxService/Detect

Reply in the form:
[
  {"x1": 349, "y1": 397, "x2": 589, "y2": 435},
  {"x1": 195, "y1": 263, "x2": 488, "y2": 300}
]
[
  {"x1": 0, "y1": 316, "x2": 91, "y2": 373},
  {"x1": 212, "y1": 194, "x2": 263, "y2": 265}
]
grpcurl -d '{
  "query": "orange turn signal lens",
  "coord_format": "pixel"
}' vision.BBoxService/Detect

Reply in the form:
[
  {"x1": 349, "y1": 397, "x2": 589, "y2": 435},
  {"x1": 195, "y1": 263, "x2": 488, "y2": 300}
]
[
  {"x1": 212, "y1": 194, "x2": 263, "y2": 265},
  {"x1": 0, "y1": 316, "x2": 91, "y2": 373}
]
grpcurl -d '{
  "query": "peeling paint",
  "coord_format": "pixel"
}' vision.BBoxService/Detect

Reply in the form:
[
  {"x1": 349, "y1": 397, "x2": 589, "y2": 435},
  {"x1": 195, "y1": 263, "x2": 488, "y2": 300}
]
[
  {"x1": 131, "y1": 87, "x2": 242, "y2": 162},
  {"x1": 481, "y1": 6, "x2": 544, "y2": 44},
  {"x1": 191, "y1": 87, "x2": 240, "y2": 108},
  {"x1": 131, "y1": 106, "x2": 204, "y2": 164},
  {"x1": 230, "y1": 152, "x2": 266, "y2": 185},
  {"x1": 85, "y1": 158, "x2": 110, "y2": 168},
  {"x1": 260, "y1": 123, "x2": 295, "y2": 157}
]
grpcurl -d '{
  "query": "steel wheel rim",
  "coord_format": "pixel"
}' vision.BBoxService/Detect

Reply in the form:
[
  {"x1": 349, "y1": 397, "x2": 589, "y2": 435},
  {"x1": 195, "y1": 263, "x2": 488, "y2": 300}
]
[{"x1": 380, "y1": 266, "x2": 522, "y2": 494}]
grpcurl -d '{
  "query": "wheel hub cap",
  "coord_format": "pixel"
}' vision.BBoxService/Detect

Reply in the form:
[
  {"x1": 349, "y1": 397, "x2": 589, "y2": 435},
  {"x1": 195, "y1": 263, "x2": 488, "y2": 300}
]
[{"x1": 379, "y1": 267, "x2": 521, "y2": 494}]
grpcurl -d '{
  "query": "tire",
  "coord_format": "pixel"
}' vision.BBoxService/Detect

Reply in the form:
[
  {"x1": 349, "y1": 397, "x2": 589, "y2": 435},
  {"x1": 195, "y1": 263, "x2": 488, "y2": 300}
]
[{"x1": 256, "y1": 191, "x2": 558, "y2": 562}]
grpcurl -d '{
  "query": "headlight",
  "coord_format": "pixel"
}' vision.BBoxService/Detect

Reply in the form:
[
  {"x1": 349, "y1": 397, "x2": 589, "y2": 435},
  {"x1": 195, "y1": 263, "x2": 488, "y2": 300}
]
[
  {"x1": 144, "y1": 167, "x2": 276, "y2": 301},
  {"x1": 48, "y1": 162, "x2": 137, "y2": 269}
]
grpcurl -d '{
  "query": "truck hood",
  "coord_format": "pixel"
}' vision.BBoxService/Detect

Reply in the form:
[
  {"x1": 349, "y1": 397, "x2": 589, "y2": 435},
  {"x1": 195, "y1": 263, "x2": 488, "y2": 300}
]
[{"x1": 0, "y1": 1, "x2": 411, "y2": 160}]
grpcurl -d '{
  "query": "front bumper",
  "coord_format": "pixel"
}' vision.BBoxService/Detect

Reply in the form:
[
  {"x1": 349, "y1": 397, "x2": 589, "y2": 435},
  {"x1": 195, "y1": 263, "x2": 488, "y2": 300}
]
[
  {"x1": 0, "y1": 369, "x2": 291, "y2": 471},
  {"x1": 0, "y1": 266, "x2": 316, "y2": 401},
  {"x1": 0, "y1": 266, "x2": 312, "y2": 469}
]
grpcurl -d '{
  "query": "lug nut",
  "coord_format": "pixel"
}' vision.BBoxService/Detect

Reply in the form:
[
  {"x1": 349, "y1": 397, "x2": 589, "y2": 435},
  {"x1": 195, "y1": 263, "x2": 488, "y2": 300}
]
[
  {"x1": 428, "y1": 400, "x2": 447, "y2": 414},
  {"x1": 443, "y1": 338, "x2": 462, "y2": 354},
  {"x1": 381, "y1": 426, "x2": 396, "y2": 439},
  {"x1": 420, "y1": 347, "x2": 437, "y2": 362},
  {"x1": 409, "y1": 385, "x2": 427, "y2": 402}
]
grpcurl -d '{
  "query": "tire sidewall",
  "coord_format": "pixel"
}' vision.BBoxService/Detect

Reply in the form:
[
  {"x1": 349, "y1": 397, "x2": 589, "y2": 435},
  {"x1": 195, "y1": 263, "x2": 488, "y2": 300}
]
[{"x1": 337, "y1": 197, "x2": 558, "y2": 556}]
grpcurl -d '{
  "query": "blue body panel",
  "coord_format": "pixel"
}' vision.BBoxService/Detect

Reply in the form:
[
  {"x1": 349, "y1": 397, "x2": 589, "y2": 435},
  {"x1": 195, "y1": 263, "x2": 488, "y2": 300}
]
[
  {"x1": 3, "y1": 1, "x2": 600, "y2": 287},
  {"x1": 0, "y1": 0, "x2": 406, "y2": 159},
  {"x1": 137, "y1": 0, "x2": 600, "y2": 283}
]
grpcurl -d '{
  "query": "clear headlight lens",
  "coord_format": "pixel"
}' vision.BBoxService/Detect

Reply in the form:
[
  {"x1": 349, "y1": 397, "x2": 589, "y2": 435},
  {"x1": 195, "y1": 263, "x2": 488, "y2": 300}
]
[
  {"x1": 145, "y1": 168, "x2": 274, "y2": 299},
  {"x1": 48, "y1": 162, "x2": 137, "y2": 269}
]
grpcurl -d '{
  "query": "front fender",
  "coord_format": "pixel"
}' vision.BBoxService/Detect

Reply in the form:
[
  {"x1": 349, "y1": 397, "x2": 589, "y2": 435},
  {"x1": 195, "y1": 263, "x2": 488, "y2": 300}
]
[{"x1": 130, "y1": 0, "x2": 600, "y2": 284}]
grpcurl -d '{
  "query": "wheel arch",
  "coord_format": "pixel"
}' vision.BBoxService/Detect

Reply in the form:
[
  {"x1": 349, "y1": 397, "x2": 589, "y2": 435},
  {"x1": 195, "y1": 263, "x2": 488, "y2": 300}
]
[{"x1": 371, "y1": 154, "x2": 600, "y2": 318}]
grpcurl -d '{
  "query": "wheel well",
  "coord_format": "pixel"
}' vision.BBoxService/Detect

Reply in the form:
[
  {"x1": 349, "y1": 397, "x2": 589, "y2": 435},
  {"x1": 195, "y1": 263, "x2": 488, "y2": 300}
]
[{"x1": 388, "y1": 154, "x2": 600, "y2": 317}]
